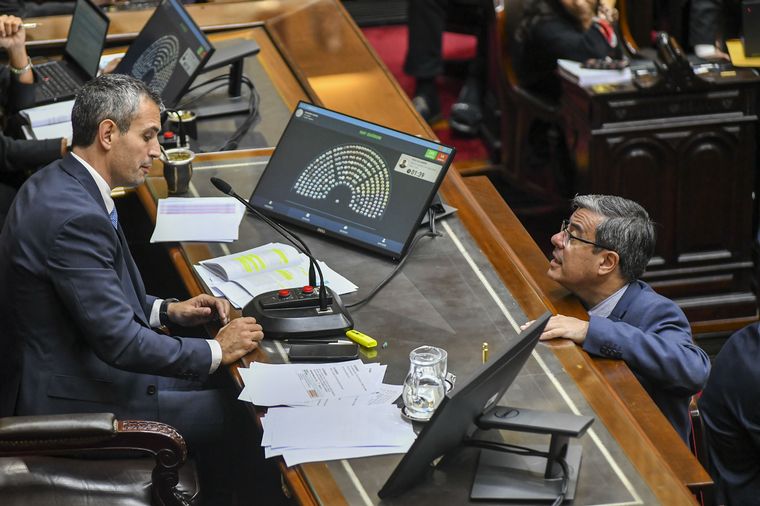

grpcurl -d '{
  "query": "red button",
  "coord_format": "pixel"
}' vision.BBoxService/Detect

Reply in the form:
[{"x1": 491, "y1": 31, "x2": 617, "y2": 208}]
[
  {"x1": 302, "y1": 285, "x2": 314, "y2": 294},
  {"x1": 163, "y1": 131, "x2": 175, "y2": 138},
  {"x1": 278, "y1": 289, "x2": 290, "y2": 298}
]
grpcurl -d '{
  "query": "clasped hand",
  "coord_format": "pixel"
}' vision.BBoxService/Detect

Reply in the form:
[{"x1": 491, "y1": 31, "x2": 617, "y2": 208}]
[{"x1": 0, "y1": 15, "x2": 25, "y2": 51}]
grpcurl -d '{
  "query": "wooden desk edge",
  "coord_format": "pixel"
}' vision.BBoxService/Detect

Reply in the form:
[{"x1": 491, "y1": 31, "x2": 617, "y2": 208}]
[{"x1": 461, "y1": 176, "x2": 711, "y2": 500}]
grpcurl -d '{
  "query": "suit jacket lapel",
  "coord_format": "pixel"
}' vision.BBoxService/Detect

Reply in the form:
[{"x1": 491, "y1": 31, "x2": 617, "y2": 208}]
[
  {"x1": 608, "y1": 281, "x2": 643, "y2": 322},
  {"x1": 62, "y1": 155, "x2": 150, "y2": 326}
]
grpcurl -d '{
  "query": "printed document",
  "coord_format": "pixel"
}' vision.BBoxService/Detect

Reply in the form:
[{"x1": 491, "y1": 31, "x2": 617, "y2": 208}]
[{"x1": 150, "y1": 197, "x2": 246, "y2": 243}]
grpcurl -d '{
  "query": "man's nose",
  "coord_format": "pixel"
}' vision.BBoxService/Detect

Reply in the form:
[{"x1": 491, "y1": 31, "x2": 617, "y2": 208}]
[
  {"x1": 550, "y1": 231, "x2": 564, "y2": 248},
  {"x1": 148, "y1": 139, "x2": 161, "y2": 158}
]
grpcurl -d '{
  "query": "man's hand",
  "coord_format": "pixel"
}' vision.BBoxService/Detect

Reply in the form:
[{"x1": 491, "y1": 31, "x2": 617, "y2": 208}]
[
  {"x1": 216, "y1": 317, "x2": 264, "y2": 365},
  {"x1": 539, "y1": 314, "x2": 589, "y2": 344},
  {"x1": 167, "y1": 294, "x2": 231, "y2": 327}
]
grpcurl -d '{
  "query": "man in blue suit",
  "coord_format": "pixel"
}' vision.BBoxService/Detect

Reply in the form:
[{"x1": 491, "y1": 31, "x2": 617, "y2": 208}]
[
  {"x1": 0, "y1": 74, "x2": 264, "y2": 502},
  {"x1": 699, "y1": 323, "x2": 760, "y2": 505},
  {"x1": 531, "y1": 194, "x2": 710, "y2": 443}
]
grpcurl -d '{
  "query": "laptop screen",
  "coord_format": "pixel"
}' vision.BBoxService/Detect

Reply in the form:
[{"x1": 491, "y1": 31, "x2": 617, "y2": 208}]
[
  {"x1": 249, "y1": 102, "x2": 456, "y2": 259},
  {"x1": 114, "y1": 0, "x2": 213, "y2": 107},
  {"x1": 64, "y1": 0, "x2": 110, "y2": 79}
]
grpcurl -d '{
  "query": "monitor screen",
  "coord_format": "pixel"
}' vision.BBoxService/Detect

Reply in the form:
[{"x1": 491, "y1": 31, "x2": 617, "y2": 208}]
[
  {"x1": 249, "y1": 102, "x2": 456, "y2": 259},
  {"x1": 65, "y1": 0, "x2": 110, "y2": 79},
  {"x1": 114, "y1": 0, "x2": 213, "y2": 107},
  {"x1": 378, "y1": 312, "x2": 551, "y2": 499}
]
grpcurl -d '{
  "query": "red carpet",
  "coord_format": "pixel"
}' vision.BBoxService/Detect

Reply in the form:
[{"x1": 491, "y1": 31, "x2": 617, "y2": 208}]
[{"x1": 361, "y1": 25, "x2": 489, "y2": 163}]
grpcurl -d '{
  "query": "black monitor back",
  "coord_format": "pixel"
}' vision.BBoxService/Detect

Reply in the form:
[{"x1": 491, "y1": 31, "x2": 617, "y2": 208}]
[{"x1": 378, "y1": 312, "x2": 550, "y2": 498}]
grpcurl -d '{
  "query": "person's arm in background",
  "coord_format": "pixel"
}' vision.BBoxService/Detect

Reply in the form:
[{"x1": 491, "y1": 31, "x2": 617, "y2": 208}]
[
  {"x1": 690, "y1": 0, "x2": 730, "y2": 60},
  {"x1": 532, "y1": 13, "x2": 620, "y2": 64},
  {"x1": 0, "y1": 15, "x2": 66, "y2": 173}
]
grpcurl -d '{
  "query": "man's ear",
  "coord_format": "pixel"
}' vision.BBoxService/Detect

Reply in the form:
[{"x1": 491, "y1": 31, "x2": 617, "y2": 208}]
[
  {"x1": 98, "y1": 119, "x2": 117, "y2": 151},
  {"x1": 598, "y1": 250, "x2": 620, "y2": 277}
]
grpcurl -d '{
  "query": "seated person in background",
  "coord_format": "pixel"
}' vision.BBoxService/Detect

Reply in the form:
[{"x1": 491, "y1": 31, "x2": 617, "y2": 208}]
[
  {"x1": 1, "y1": 15, "x2": 67, "y2": 226},
  {"x1": 514, "y1": 0, "x2": 622, "y2": 101},
  {"x1": 1, "y1": 0, "x2": 75, "y2": 17},
  {"x1": 0, "y1": 73, "x2": 264, "y2": 503},
  {"x1": 699, "y1": 323, "x2": 760, "y2": 505},
  {"x1": 526, "y1": 194, "x2": 710, "y2": 443},
  {"x1": 404, "y1": 0, "x2": 486, "y2": 134},
  {"x1": 690, "y1": 0, "x2": 740, "y2": 60}
]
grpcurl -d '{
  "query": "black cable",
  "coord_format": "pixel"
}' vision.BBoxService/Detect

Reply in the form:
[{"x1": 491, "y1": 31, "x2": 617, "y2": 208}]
[
  {"x1": 465, "y1": 439, "x2": 569, "y2": 506},
  {"x1": 173, "y1": 71, "x2": 261, "y2": 152},
  {"x1": 345, "y1": 214, "x2": 442, "y2": 309}
]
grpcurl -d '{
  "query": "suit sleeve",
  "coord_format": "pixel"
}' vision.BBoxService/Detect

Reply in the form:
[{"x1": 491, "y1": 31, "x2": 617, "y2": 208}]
[
  {"x1": 583, "y1": 303, "x2": 710, "y2": 395},
  {"x1": 532, "y1": 17, "x2": 619, "y2": 63},
  {"x1": 0, "y1": 135, "x2": 62, "y2": 174},
  {"x1": 0, "y1": 66, "x2": 63, "y2": 174},
  {"x1": 47, "y1": 211, "x2": 212, "y2": 382},
  {"x1": 689, "y1": 0, "x2": 722, "y2": 46}
]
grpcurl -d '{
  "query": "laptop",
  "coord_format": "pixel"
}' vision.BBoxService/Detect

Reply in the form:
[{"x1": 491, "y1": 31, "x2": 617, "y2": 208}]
[
  {"x1": 34, "y1": 0, "x2": 110, "y2": 105},
  {"x1": 114, "y1": 0, "x2": 214, "y2": 108},
  {"x1": 249, "y1": 102, "x2": 456, "y2": 260}
]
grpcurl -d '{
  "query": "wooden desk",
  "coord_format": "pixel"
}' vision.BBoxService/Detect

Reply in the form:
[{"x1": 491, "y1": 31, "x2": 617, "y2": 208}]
[
  {"x1": 99, "y1": 1, "x2": 709, "y2": 503},
  {"x1": 560, "y1": 68, "x2": 760, "y2": 345}
]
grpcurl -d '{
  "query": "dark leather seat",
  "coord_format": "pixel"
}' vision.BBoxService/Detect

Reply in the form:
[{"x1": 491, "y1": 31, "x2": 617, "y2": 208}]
[{"x1": 0, "y1": 412, "x2": 200, "y2": 506}]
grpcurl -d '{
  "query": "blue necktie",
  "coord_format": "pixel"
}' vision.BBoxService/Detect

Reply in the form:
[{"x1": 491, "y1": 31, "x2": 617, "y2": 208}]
[{"x1": 109, "y1": 208, "x2": 118, "y2": 230}]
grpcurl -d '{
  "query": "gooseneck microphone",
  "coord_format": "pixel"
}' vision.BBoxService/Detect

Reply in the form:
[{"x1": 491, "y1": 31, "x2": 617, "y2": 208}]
[
  {"x1": 210, "y1": 177, "x2": 353, "y2": 339},
  {"x1": 211, "y1": 176, "x2": 322, "y2": 306}
]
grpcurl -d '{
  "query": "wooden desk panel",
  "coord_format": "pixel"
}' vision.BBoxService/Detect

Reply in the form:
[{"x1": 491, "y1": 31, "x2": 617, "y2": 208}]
[{"x1": 119, "y1": 1, "x2": 707, "y2": 504}]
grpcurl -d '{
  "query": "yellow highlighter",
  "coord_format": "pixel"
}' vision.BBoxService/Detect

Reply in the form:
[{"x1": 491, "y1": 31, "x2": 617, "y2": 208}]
[{"x1": 346, "y1": 329, "x2": 377, "y2": 348}]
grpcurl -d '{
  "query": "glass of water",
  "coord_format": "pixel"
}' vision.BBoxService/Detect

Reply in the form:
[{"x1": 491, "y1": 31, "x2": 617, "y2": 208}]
[{"x1": 402, "y1": 345, "x2": 448, "y2": 421}]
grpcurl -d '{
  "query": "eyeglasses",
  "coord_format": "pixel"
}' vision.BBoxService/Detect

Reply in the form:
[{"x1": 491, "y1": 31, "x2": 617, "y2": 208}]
[{"x1": 560, "y1": 219, "x2": 616, "y2": 252}]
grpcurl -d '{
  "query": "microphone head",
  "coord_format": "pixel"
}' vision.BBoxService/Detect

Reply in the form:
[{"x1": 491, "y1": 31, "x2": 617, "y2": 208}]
[{"x1": 210, "y1": 177, "x2": 233, "y2": 195}]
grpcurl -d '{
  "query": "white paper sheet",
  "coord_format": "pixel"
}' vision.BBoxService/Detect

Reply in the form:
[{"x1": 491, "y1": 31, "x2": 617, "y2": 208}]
[
  {"x1": 238, "y1": 360, "x2": 376, "y2": 406},
  {"x1": 150, "y1": 197, "x2": 245, "y2": 243},
  {"x1": 261, "y1": 404, "x2": 416, "y2": 466}
]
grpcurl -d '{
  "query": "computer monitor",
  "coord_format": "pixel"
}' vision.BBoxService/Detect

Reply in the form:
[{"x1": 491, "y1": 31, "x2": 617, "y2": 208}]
[
  {"x1": 64, "y1": 0, "x2": 110, "y2": 80},
  {"x1": 114, "y1": 0, "x2": 214, "y2": 107},
  {"x1": 378, "y1": 312, "x2": 551, "y2": 498},
  {"x1": 249, "y1": 102, "x2": 456, "y2": 259}
]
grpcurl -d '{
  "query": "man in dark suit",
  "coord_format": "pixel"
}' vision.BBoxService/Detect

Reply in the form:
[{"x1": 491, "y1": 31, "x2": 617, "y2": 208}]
[
  {"x1": 527, "y1": 194, "x2": 710, "y2": 443},
  {"x1": 699, "y1": 323, "x2": 760, "y2": 505},
  {"x1": 0, "y1": 73, "x2": 264, "y2": 502}
]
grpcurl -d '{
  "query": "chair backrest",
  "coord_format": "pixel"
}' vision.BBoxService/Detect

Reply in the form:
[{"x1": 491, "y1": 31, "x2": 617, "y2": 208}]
[{"x1": 0, "y1": 413, "x2": 199, "y2": 506}]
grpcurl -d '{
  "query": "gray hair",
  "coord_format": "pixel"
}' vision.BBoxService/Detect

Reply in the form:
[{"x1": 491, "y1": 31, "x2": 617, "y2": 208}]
[
  {"x1": 71, "y1": 74, "x2": 163, "y2": 148},
  {"x1": 572, "y1": 194, "x2": 655, "y2": 282}
]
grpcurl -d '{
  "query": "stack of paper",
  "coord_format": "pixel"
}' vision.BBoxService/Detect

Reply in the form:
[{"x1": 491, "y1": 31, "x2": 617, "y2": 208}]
[
  {"x1": 19, "y1": 100, "x2": 74, "y2": 142},
  {"x1": 150, "y1": 197, "x2": 246, "y2": 243},
  {"x1": 193, "y1": 242, "x2": 357, "y2": 308},
  {"x1": 557, "y1": 58, "x2": 632, "y2": 86},
  {"x1": 238, "y1": 360, "x2": 414, "y2": 466}
]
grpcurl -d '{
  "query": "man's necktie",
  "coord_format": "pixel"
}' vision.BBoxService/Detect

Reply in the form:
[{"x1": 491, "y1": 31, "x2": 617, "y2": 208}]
[{"x1": 109, "y1": 208, "x2": 118, "y2": 230}]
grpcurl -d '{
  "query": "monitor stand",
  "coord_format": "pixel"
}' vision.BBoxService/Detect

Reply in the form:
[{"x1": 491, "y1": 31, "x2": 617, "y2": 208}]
[
  {"x1": 193, "y1": 38, "x2": 261, "y2": 119},
  {"x1": 470, "y1": 406, "x2": 594, "y2": 502}
]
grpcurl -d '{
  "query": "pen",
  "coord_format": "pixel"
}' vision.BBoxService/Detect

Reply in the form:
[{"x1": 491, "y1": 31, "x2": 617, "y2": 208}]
[
  {"x1": 21, "y1": 22, "x2": 42, "y2": 29},
  {"x1": 482, "y1": 342, "x2": 489, "y2": 364},
  {"x1": 346, "y1": 329, "x2": 377, "y2": 348}
]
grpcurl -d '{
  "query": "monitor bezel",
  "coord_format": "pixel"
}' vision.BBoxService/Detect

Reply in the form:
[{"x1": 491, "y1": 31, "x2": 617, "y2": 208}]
[{"x1": 249, "y1": 101, "x2": 456, "y2": 260}]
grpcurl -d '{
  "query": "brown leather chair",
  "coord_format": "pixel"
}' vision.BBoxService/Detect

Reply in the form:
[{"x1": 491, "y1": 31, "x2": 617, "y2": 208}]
[{"x1": 0, "y1": 412, "x2": 200, "y2": 506}]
